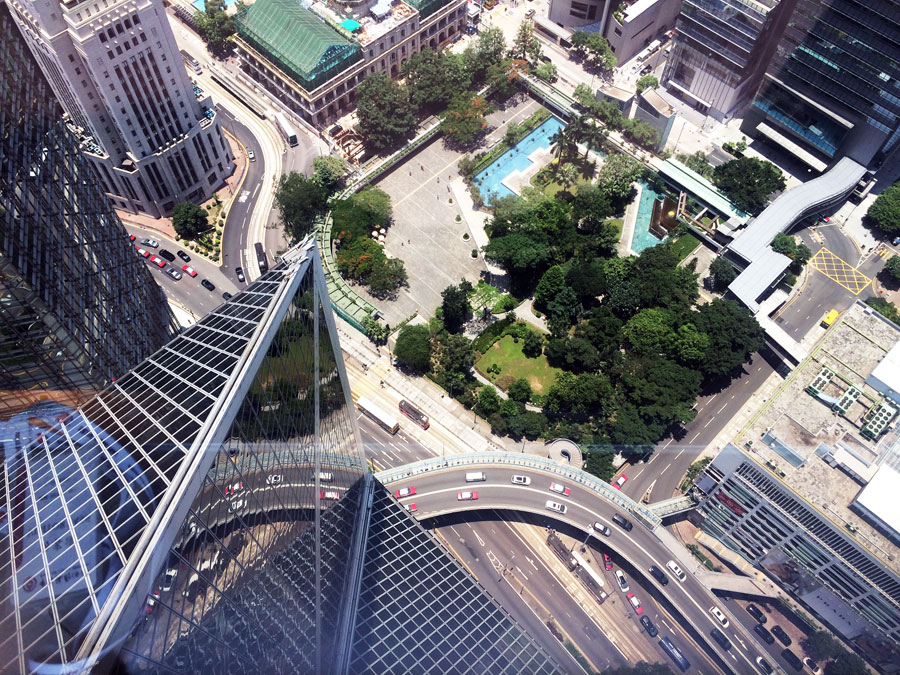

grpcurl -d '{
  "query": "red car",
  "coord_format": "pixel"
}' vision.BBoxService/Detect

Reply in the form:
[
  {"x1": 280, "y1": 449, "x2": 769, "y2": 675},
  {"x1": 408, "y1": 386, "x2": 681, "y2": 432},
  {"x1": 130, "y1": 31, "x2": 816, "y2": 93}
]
[
  {"x1": 626, "y1": 592, "x2": 644, "y2": 615},
  {"x1": 405, "y1": 503, "x2": 418, "y2": 513},
  {"x1": 129, "y1": 234, "x2": 136, "y2": 242},
  {"x1": 135, "y1": 246, "x2": 151, "y2": 258},
  {"x1": 148, "y1": 256, "x2": 165, "y2": 268},
  {"x1": 182, "y1": 264, "x2": 197, "y2": 277},
  {"x1": 145, "y1": 589, "x2": 161, "y2": 614},
  {"x1": 224, "y1": 481, "x2": 243, "y2": 496},
  {"x1": 603, "y1": 553, "x2": 613, "y2": 570},
  {"x1": 320, "y1": 489, "x2": 340, "y2": 500},
  {"x1": 549, "y1": 482, "x2": 571, "y2": 496},
  {"x1": 394, "y1": 486, "x2": 416, "y2": 498},
  {"x1": 457, "y1": 491, "x2": 478, "y2": 501},
  {"x1": 613, "y1": 474, "x2": 628, "y2": 490}
]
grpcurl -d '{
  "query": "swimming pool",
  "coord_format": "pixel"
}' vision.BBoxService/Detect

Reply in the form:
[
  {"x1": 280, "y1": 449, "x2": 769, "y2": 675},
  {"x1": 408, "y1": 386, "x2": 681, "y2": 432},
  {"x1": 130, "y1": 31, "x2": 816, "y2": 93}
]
[
  {"x1": 630, "y1": 181, "x2": 668, "y2": 253},
  {"x1": 192, "y1": 0, "x2": 238, "y2": 11},
  {"x1": 473, "y1": 117, "x2": 564, "y2": 206}
]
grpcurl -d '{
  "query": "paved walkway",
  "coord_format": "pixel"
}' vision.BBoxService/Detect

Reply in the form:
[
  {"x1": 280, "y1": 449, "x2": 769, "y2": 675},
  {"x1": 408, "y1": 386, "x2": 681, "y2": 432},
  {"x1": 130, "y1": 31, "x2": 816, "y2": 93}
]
[
  {"x1": 620, "y1": 182, "x2": 641, "y2": 256},
  {"x1": 513, "y1": 298, "x2": 548, "y2": 334}
]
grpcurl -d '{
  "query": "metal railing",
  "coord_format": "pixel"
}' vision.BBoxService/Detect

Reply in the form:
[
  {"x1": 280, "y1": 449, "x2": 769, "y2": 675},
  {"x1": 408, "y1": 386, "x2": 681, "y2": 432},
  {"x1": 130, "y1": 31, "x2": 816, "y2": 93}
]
[{"x1": 375, "y1": 452, "x2": 662, "y2": 529}]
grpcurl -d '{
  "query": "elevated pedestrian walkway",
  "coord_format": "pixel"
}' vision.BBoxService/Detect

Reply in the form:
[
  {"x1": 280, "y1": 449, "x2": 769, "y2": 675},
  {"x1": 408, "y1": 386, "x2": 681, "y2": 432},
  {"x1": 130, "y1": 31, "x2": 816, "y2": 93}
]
[{"x1": 647, "y1": 495, "x2": 696, "y2": 518}]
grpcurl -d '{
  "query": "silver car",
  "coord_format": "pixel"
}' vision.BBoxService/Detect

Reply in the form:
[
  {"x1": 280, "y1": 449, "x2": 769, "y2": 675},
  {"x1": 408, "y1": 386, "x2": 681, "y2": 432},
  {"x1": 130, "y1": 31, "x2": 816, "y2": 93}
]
[{"x1": 545, "y1": 500, "x2": 567, "y2": 514}]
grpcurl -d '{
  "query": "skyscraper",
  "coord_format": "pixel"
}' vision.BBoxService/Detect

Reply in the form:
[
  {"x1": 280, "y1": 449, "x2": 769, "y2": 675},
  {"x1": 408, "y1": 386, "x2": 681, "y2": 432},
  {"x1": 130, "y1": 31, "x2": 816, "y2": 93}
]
[
  {"x1": 741, "y1": 0, "x2": 900, "y2": 171},
  {"x1": 0, "y1": 241, "x2": 561, "y2": 673},
  {"x1": 5, "y1": 0, "x2": 233, "y2": 217},
  {"x1": 0, "y1": 1, "x2": 177, "y2": 420}
]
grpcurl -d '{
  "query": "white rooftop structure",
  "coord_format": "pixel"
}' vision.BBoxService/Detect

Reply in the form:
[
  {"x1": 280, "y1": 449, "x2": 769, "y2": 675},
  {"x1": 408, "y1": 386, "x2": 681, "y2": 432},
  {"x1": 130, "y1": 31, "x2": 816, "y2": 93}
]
[
  {"x1": 867, "y1": 341, "x2": 900, "y2": 405},
  {"x1": 853, "y1": 464, "x2": 900, "y2": 540}
]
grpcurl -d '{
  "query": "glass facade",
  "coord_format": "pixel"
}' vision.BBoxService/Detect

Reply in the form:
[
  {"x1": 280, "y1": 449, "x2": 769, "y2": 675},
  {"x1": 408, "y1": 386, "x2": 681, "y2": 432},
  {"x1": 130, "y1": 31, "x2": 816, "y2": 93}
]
[
  {"x1": 0, "y1": 3, "x2": 176, "y2": 420},
  {"x1": 743, "y1": 0, "x2": 900, "y2": 167}
]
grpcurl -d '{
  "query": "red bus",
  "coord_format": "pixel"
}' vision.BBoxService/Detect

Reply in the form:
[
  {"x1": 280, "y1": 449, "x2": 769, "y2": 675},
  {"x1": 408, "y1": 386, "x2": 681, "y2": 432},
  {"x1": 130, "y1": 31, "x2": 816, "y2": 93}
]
[{"x1": 398, "y1": 400, "x2": 429, "y2": 429}]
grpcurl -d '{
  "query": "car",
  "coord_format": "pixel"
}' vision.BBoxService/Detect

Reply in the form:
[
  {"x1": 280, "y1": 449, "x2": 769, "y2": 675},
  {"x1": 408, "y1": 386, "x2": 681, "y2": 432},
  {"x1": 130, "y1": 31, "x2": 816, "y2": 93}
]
[
  {"x1": 592, "y1": 522, "x2": 611, "y2": 536},
  {"x1": 771, "y1": 624, "x2": 791, "y2": 646},
  {"x1": 148, "y1": 255, "x2": 165, "y2": 268},
  {"x1": 159, "y1": 249, "x2": 176, "y2": 262},
  {"x1": 145, "y1": 589, "x2": 161, "y2": 614},
  {"x1": 615, "y1": 570, "x2": 629, "y2": 592},
  {"x1": 223, "y1": 292, "x2": 233, "y2": 301},
  {"x1": 177, "y1": 250, "x2": 191, "y2": 262},
  {"x1": 648, "y1": 564, "x2": 669, "y2": 586},
  {"x1": 201, "y1": 279, "x2": 215, "y2": 291},
  {"x1": 754, "y1": 623, "x2": 775, "y2": 644},
  {"x1": 128, "y1": 234, "x2": 136, "y2": 242},
  {"x1": 626, "y1": 592, "x2": 643, "y2": 615},
  {"x1": 140, "y1": 238, "x2": 159, "y2": 248},
  {"x1": 804, "y1": 657, "x2": 821, "y2": 674},
  {"x1": 755, "y1": 656, "x2": 774, "y2": 674},
  {"x1": 548, "y1": 482, "x2": 570, "y2": 496},
  {"x1": 640, "y1": 616, "x2": 658, "y2": 637},
  {"x1": 612, "y1": 474, "x2": 628, "y2": 490},
  {"x1": 235, "y1": 266, "x2": 245, "y2": 283},
  {"x1": 162, "y1": 568, "x2": 177, "y2": 592},
  {"x1": 666, "y1": 560, "x2": 686, "y2": 581},
  {"x1": 781, "y1": 648, "x2": 803, "y2": 672},
  {"x1": 709, "y1": 606, "x2": 730, "y2": 627},
  {"x1": 746, "y1": 603, "x2": 767, "y2": 623},
  {"x1": 230, "y1": 498, "x2": 246, "y2": 510},
  {"x1": 710, "y1": 627, "x2": 731, "y2": 650},
  {"x1": 266, "y1": 475, "x2": 283, "y2": 485},
  {"x1": 545, "y1": 500, "x2": 566, "y2": 514},
  {"x1": 525, "y1": 8, "x2": 535, "y2": 17},
  {"x1": 247, "y1": 149, "x2": 256, "y2": 162},
  {"x1": 224, "y1": 481, "x2": 243, "y2": 496},
  {"x1": 135, "y1": 246, "x2": 151, "y2": 258},
  {"x1": 394, "y1": 486, "x2": 416, "y2": 498},
  {"x1": 603, "y1": 554, "x2": 613, "y2": 570},
  {"x1": 320, "y1": 490, "x2": 340, "y2": 500},
  {"x1": 893, "y1": 236, "x2": 900, "y2": 246},
  {"x1": 182, "y1": 265, "x2": 197, "y2": 277},
  {"x1": 457, "y1": 490, "x2": 479, "y2": 501},
  {"x1": 612, "y1": 513, "x2": 633, "y2": 531},
  {"x1": 405, "y1": 503, "x2": 418, "y2": 513},
  {"x1": 165, "y1": 268, "x2": 183, "y2": 281},
  {"x1": 510, "y1": 475, "x2": 531, "y2": 485}
]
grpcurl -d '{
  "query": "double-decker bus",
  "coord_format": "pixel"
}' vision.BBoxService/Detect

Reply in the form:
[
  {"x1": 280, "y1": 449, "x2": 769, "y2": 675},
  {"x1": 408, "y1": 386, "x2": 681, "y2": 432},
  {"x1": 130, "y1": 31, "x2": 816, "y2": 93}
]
[
  {"x1": 398, "y1": 400, "x2": 429, "y2": 429},
  {"x1": 254, "y1": 242, "x2": 268, "y2": 274},
  {"x1": 357, "y1": 396, "x2": 399, "y2": 435},
  {"x1": 659, "y1": 637, "x2": 691, "y2": 672},
  {"x1": 180, "y1": 49, "x2": 201, "y2": 74},
  {"x1": 274, "y1": 111, "x2": 298, "y2": 147}
]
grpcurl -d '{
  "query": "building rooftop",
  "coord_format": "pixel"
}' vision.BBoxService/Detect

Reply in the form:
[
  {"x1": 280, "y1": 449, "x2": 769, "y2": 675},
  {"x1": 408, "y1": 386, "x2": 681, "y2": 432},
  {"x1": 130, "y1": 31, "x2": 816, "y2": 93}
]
[
  {"x1": 737, "y1": 301, "x2": 900, "y2": 574},
  {"x1": 659, "y1": 157, "x2": 749, "y2": 223},
  {"x1": 639, "y1": 88, "x2": 674, "y2": 116},
  {"x1": 853, "y1": 464, "x2": 900, "y2": 541}
]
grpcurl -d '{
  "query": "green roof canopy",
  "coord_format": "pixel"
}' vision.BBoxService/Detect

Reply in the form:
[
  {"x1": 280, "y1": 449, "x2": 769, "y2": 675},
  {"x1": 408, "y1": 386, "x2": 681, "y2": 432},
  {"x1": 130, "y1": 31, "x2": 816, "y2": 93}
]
[{"x1": 236, "y1": 0, "x2": 362, "y2": 90}]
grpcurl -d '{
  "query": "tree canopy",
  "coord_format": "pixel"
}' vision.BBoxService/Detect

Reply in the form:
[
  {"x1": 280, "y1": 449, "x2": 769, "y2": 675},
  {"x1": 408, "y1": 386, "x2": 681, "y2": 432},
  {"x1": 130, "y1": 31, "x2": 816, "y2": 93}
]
[
  {"x1": 570, "y1": 31, "x2": 616, "y2": 71},
  {"x1": 312, "y1": 155, "x2": 348, "y2": 194},
  {"x1": 195, "y1": 0, "x2": 236, "y2": 57},
  {"x1": 885, "y1": 255, "x2": 900, "y2": 281},
  {"x1": 403, "y1": 49, "x2": 471, "y2": 112},
  {"x1": 356, "y1": 74, "x2": 417, "y2": 151},
  {"x1": 867, "y1": 182, "x2": 900, "y2": 233},
  {"x1": 171, "y1": 201, "x2": 209, "y2": 240},
  {"x1": 441, "y1": 95, "x2": 490, "y2": 146},
  {"x1": 441, "y1": 280, "x2": 473, "y2": 333},
  {"x1": 635, "y1": 74, "x2": 659, "y2": 94},
  {"x1": 708, "y1": 256, "x2": 737, "y2": 291},
  {"x1": 394, "y1": 325, "x2": 432, "y2": 373},
  {"x1": 694, "y1": 298, "x2": 765, "y2": 376},
  {"x1": 713, "y1": 157, "x2": 786, "y2": 215},
  {"x1": 275, "y1": 172, "x2": 328, "y2": 242}
]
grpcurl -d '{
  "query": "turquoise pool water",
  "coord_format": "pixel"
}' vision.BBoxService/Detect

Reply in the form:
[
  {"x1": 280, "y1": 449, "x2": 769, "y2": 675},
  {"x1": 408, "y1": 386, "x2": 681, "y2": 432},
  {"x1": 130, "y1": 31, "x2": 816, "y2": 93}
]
[
  {"x1": 192, "y1": 0, "x2": 237, "y2": 10},
  {"x1": 630, "y1": 181, "x2": 668, "y2": 253},
  {"x1": 474, "y1": 117, "x2": 564, "y2": 206}
]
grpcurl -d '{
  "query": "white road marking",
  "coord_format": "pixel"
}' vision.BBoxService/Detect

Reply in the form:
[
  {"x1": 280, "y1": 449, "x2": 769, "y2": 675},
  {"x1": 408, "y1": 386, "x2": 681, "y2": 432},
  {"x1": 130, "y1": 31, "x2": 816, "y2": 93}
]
[{"x1": 716, "y1": 402, "x2": 728, "y2": 414}]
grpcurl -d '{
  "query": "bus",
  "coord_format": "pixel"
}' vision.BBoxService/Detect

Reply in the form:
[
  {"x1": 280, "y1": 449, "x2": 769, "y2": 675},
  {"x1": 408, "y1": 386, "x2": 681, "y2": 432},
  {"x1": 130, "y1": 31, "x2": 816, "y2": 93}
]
[
  {"x1": 398, "y1": 400, "x2": 429, "y2": 429},
  {"x1": 180, "y1": 49, "x2": 201, "y2": 74},
  {"x1": 659, "y1": 637, "x2": 691, "y2": 672},
  {"x1": 275, "y1": 111, "x2": 298, "y2": 147},
  {"x1": 572, "y1": 551, "x2": 608, "y2": 605},
  {"x1": 357, "y1": 396, "x2": 399, "y2": 435},
  {"x1": 255, "y1": 242, "x2": 269, "y2": 274},
  {"x1": 822, "y1": 309, "x2": 839, "y2": 328}
]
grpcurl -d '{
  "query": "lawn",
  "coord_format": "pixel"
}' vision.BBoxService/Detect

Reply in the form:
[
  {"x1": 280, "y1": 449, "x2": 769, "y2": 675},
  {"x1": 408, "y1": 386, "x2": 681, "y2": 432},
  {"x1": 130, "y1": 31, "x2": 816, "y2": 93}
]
[
  {"x1": 607, "y1": 218, "x2": 624, "y2": 239},
  {"x1": 475, "y1": 335, "x2": 563, "y2": 395},
  {"x1": 670, "y1": 232, "x2": 702, "y2": 262}
]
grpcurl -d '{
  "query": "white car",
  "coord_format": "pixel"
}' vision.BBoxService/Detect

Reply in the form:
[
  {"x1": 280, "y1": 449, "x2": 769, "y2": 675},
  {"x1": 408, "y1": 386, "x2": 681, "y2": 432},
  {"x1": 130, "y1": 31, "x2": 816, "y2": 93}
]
[
  {"x1": 592, "y1": 522, "x2": 611, "y2": 536},
  {"x1": 709, "y1": 605, "x2": 730, "y2": 627},
  {"x1": 666, "y1": 560, "x2": 686, "y2": 581},
  {"x1": 162, "y1": 568, "x2": 177, "y2": 592},
  {"x1": 140, "y1": 238, "x2": 159, "y2": 248},
  {"x1": 545, "y1": 500, "x2": 566, "y2": 514},
  {"x1": 266, "y1": 474, "x2": 283, "y2": 485},
  {"x1": 548, "y1": 482, "x2": 571, "y2": 496},
  {"x1": 615, "y1": 570, "x2": 629, "y2": 592},
  {"x1": 510, "y1": 475, "x2": 531, "y2": 486}
]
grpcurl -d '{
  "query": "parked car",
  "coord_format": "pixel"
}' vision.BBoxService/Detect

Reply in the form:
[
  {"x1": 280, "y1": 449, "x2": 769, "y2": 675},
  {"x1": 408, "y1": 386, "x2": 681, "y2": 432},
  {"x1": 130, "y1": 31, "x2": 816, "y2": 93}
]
[
  {"x1": 182, "y1": 265, "x2": 197, "y2": 277},
  {"x1": 746, "y1": 603, "x2": 767, "y2": 623},
  {"x1": 162, "y1": 569, "x2": 177, "y2": 592},
  {"x1": 640, "y1": 616, "x2": 658, "y2": 637},
  {"x1": 140, "y1": 238, "x2": 159, "y2": 248},
  {"x1": 603, "y1": 554, "x2": 613, "y2": 570},
  {"x1": 159, "y1": 249, "x2": 176, "y2": 262},
  {"x1": 625, "y1": 592, "x2": 643, "y2": 615},
  {"x1": 781, "y1": 648, "x2": 803, "y2": 672},
  {"x1": 148, "y1": 255, "x2": 165, "y2": 268},
  {"x1": 136, "y1": 247, "x2": 151, "y2": 258},
  {"x1": 771, "y1": 624, "x2": 791, "y2": 646},
  {"x1": 615, "y1": 570, "x2": 629, "y2": 592},
  {"x1": 754, "y1": 624, "x2": 775, "y2": 644},
  {"x1": 803, "y1": 657, "x2": 821, "y2": 675},
  {"x1": 755, "y1": 656, "x2": 774, "y2": 674}
]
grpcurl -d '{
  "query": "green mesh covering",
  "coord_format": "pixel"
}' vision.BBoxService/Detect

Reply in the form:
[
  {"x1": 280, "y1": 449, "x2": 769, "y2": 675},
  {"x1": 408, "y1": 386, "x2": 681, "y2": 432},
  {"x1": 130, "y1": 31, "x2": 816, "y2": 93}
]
[
  {"x1": 405, "y1": 0, "x2": 453, "y2": 19},
  {"x1": 235, "y1": 0, "x2": 362, "y2": 91}
]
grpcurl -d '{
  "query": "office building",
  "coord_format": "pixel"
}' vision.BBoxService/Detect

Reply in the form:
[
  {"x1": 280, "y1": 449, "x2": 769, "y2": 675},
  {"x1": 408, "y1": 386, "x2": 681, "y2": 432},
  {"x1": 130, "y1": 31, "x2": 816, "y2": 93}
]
[
  {"x1": 0, "y1": 240, "x2": 561, "y2": 673},
  {"x1": 6, "y1": 0, "x2": 233, "y2": 217},
  {"x1": 0, "y1": 2, "x2": 176, "y2": 420},
  {"x1": 635, "y1": 87, "x2": 677, "y2": 151},
  {"x1": 234, "y1": 0, "x2": 467, "y2": 127},
  {"x1": 741, "y1": 0, "x2": 900, "y2": 171},
  {"x1": 661, "y1": 0, "x2": 793, "y2": 121}
]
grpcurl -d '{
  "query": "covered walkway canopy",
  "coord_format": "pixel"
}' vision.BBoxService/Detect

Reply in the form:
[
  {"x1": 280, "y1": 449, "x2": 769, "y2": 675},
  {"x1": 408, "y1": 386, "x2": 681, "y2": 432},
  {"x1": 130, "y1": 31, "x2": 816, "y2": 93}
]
[{"x1": 658, "y1": 158, "x2": 750, "y2": 225}]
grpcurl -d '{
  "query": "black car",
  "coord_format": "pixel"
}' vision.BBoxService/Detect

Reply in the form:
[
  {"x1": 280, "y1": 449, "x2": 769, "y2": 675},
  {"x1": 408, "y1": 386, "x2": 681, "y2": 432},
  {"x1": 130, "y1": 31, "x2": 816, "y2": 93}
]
[
  {"x1": 223, "y1": 292, "x2": 233, "y2": 301},
  {"x1": 710, "y1": 627, "x2": 731, "y2": 650},
  {"x1": 235, "y1": 267, "x2": 245, "y2": 283},
  {"x1": 755, "y1": 657, "x2": 774, "y2": 674},
  {"x1": 177, "y1": 250, "x2": 191, "y2": 262},
  {"x1": 754, "y1": 623, "x2": 775, "y2": 644},
  {"x1": 201, "y1": 279, "x2": 215, "y2": 291},
  {"x1": 781, "y1": 648, "x2": 803, "y2": 672},
  {"x1": 158, "y1": 249, "x2": 176, "y2": 262},
  {"x1": 771, "y1": 624, "x2": 791, "y2": 646},
  {"x1": 612, "y1": 513, "x2": 633, "y2": 531},
  {"x1": 640, "y1": 616, "x2": 658, "y2": 638},
  {"x1": 648, "y1": 565, "x2": 669, "y2": 586},
  {"x1": 746, "y1": 603, "x2": 767, "y2": 624}
]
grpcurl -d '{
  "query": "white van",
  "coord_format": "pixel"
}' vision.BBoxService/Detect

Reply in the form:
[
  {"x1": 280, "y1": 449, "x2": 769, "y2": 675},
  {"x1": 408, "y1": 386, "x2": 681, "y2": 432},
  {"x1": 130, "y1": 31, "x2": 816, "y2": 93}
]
[
  {"x1": 465, "y1": 471, "x2": 486, "y2": 482},
  {"x1": 666, "y1": 560, "x2": 687, "y2": 581},
  {"x1": 317, "y1": 471, "x2": 334, "y2": 482}
]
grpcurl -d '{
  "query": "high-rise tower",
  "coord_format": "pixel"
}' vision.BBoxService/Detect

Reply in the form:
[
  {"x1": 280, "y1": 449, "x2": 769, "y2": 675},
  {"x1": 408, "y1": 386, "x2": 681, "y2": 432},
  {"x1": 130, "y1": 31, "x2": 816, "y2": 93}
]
[
  {"x1": 5, "y1": 0, "x2": 233, "y2": 217},
  {"x1": 0, "y1": 0, "x2": 177, "y2": 420}
]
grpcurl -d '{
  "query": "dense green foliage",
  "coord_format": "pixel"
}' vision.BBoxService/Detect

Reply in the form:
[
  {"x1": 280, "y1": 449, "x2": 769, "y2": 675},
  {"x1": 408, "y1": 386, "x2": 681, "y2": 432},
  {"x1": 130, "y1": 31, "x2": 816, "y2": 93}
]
[
  {"x1": 311, "y1": 155, "x2": 348, "y2": 194},
  {"x1": 635, "y1": 75, "x2": 659, "y2": 94},
  {"x1": 510, "y1": 21, "x2": 542, "y2": 62},
  {"x1": 403, "y1": 48, "x2": 471, "y2": 112},
  {"x1": 708, "y1": 256, "x2": 737, "y2": 291},
  {"x1": 823, "y1": 652, "x2": 867, "y2": 675},
  {"x1": 866, "y1": 295, "x2": 900, "y2": 323},
  {"x1": 171, "y1": 201, "x2": 209, "y2": 240},
  {"x1": 885, "y1": 255, "x2": 900, "y2": 281},
  {"x1": 676, "y1": 151, "x2": 714, "y2": 180},
  {"x1": 441, "y1": 280, "x2": 473, "y2": 333},
  {"x1": 570, "y1": 31, "x2": 617, "y2": 71},
  {"x1": 868, "y1": 182, "x2": 900, "y2": 233},
  {"x1": 195, "y1": 0, "x2": 236, "y2": 57},
  {"x1": 275, "y1": 172, "x2": 327, "y2": 242},
  {"x1": 712, "y1": 157, "x2": 786, "y2": 215},
  {"x1": 355, "y1": 74, "x2": 417, "y2": 152},
  {"x1": 441, "y1": 95, "x2": 490, "y2": 146},
  {"x1": 571, "y1": 84, "x2": 657, "y2": 151},
  {"x1": 393, "y1": 325, "x2": 432, "y2": 372}
]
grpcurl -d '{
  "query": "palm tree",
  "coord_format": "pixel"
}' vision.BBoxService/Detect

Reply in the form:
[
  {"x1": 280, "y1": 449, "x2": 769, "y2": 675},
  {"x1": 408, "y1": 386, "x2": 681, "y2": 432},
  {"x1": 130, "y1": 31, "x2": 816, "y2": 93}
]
[
  {"x1": 580, "y1": 117, "x2": 604, "y2": 160},
  {"x1": 557, "y1": 162, "x2": 580, "y2": 193},
  {"x1": 550, "y1": 126, "x2": 578, "y2": 170}
]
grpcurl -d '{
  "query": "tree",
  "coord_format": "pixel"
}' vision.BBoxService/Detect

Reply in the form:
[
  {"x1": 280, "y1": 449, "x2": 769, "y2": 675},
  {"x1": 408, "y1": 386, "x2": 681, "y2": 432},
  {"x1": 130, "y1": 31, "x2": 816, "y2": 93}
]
[
  {"x1": 441, "y1": 281, "x2": 472, "y2": 333},
  {"x1": 713, "y1": 157, "x2": 786, "y2": 215},
  {"x1": 356, "y1": 74, "x2": 417, "y2": 152},
  {"x1": 623, "y1": 308, "x2": 674, "y2": 355},
  {"x1": 708, "y1": 256, "x2": 738, "y2": 291},
  {"x1": 363, "y1": 314, "x2": 389, "y2": 344},
  {"x1": 823, "y1": 653, "x2": 867, "y2": 675},
  {"x1": 534, "y1": 61, "x2": 557, "y2": 82},
  {"x1": 367, "y1": 258, "x2": 408, "y2": 298},
  {"x1": 670, "y1": 323, "x2": 710, "y2": 364},
  {"x1": 868, "y1": 182, "x2": 900, "y2": 233},
  {"x1": 474, "y1": 27, "x2": 507, "y2": 71},
  {"x1": 803, "y1": 629, "x2": 844, "y2": 662},
  {"x1": 694, "y1": 298, "x2": 765, "y2": 376},
  {"x1": 403, "y1": 49, "x2": 470, "y2": 112},
  {"x1": 508, "y1": 378, "x2": 532, "y2": 403},
  {"x1": 583, "y1": 445, "x2": 615, "y2": 481},
  {"x1": 312, "y1": 155, "x2": 348, "y2": 194},
  {"x1": 557, "y1": 162, "x2": 580, "y2": 192},
  {"x1": 194, "y1": 0, "x2": 236, "y2": 57},
  {"x1": 437, "y1": 333, "x2": 475, "y2": 385},
  {"x1": 522, "y1": 330, "x2": 543, "y2": 358},
  {"x1": 535, "y1": 266, "x2": 566, "y2": 307},
  {"x1": 570, "y1": 31, "x2": 616, "y2": 71},
  {"x1": 441, "y1": 95, "x2": 489, "y2": 146},
  {"x1": 635, "y1": 74, "x2": 659, "y2": 94},
  {"x1": 510, "y1": 21, "x2": 542, "y2": 62},
  {"x1": 549, "y1": 126, "x2": 578, "y2": 166},
  {"x1": 677, "y1": 151, "x2": 714, "y2": 180},
  {"x1": 394, "y1": 325, "x2": 431, "y2": 373},
  {"x1": 596, "y1": 154, "x2": 643, "y2": 201},
  {"x1": 573, "y1": 83, "x2": 596, "y2": 109},
  {"x1": 772, "y1": 232, "x2": 798, "y2": 257},
  {"x1": 475, "y1": 385, "x2": 501, "y2": 417},
  {"x1": 547, "y1": 286, "x2": 581, "y2": 327},
  {"x1": 352, "y1": 187, "x2": 393, "y2": 228},
  {"x1": 886, "y1": 255, "x2": 900, "y2": 281},
  {"x1": 275, "y1": 172, "x2": 327, "y2": 241},
  {"x1": 866, "y1": 295, "x2": 900, "y2": 323},
  {"x1": 171, "y1": 201, "x2": 209, "y2": 240}
]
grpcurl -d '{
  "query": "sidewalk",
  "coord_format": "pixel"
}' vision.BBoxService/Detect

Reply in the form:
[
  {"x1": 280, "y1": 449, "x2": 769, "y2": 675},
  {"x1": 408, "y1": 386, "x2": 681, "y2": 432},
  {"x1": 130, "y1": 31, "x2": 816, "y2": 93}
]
[{"x1": 619, "y1": 182, "x2": 641, "y2": 256}]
